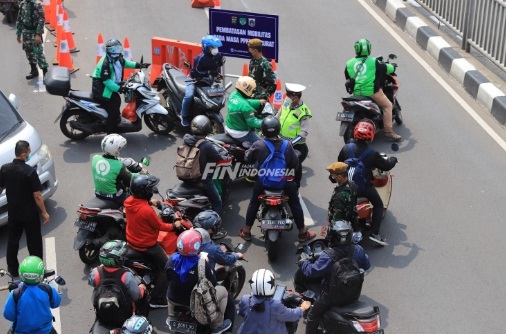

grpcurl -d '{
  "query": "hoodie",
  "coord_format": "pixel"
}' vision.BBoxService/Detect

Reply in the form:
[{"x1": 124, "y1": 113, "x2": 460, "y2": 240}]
[
  {"x1": 124, "y1": 196, "x2": 175, "y2": 249},
  {"x1": 182, "y1": 134, "x2": 230, "y2": 182}
]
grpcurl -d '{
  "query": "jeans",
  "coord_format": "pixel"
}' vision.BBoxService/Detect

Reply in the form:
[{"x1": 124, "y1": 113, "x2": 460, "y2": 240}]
[
  {"x1": 233, "y1": 131, "x2": 260, "y2": 144},
  {"x1": 142, "y1": 243, "x2": 169, "y2": 301},
  {"x1": 305, "y1": 293, "x2": 334, "y2": 334},
  {"x1": 7, "y1": 217, "x2": 43, "y2": 276},
  {"x1": 181, "y1": 82, "x2": 195, "y2": 119},
  {"x1": 370, "y1": 89, "x2": 393, "y2": 132},
  {"x1": 197, "y1": 180, "x2": 223, "y2": 216},
  {"x1": 360, "y1": 185, "x2": 384, "y2": 234},
  {"x1": 245, "y1": 180, "x2": 305, "y2": 229}
]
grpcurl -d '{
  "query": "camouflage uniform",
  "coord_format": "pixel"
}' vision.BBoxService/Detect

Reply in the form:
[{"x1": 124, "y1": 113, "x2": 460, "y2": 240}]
[
  {"x1": 16, "y1": 0, "x2": 48, "y2": 74},
  {"x1": 328, "y1": 180, "x2": 358, "y2": 229},
  {"x1": 249, "y1": 57, "x2": 276, "y2": 99}
]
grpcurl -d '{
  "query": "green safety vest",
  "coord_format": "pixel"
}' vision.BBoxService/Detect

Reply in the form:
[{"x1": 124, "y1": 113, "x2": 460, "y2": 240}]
[
  {"x1": 92, "y1": 155, "x2": 124, "y2": 195},
  {"x1": 279, "y1": 101, "x2": 312, "y2": 139},
  {"x1": 345, "y1": 56, "x2": 377, "y2": 96}
]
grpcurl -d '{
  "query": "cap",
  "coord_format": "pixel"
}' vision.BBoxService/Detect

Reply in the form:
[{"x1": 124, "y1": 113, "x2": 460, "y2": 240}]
[
  {"x1": 285, "y1": 83, "x2": 306, "y2": 94},
  {"x1": 326, "y1": 162, "x2": 348, "y2": 174},
  {"x1": 248, "y1": 38, "x2": 263, "y2": 47}
]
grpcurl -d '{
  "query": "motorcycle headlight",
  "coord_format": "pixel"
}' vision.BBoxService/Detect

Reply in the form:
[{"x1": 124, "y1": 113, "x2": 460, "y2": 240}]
[{"x1": 36, "y1": 144, "x2": 52, "y2": 167}]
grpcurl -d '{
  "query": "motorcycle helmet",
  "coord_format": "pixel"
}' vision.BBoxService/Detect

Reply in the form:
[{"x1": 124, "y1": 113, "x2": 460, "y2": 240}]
[
  {"x1": 191, "y1": 115, "x2": 212, "y2": 136},
  {"x1": 177, "y1": 230, "x2": 202, "y2": 257},
  {"x1": 19, "y1": 256, "x2": 44, "y2": 285},
  {"x1": 354, "y1": 38, "x2": 371, "y2": 57},
  {"x1": 106, "y1": 39, "x2": 124, "y2": 60},
  {"x1": 101, "y1": 134, "x2": 127, "y2": 157},
  {"x1": 193, "y1": 210, "x2": 222, "y2": 235},
  {"x1": 327, "y1": 220, "x2": 353, "y2": 246},
  {"x1": 122, "y1": 315, "x2": 154, "y2": 334},
  {"x1": 249, "y1": 269, "x2": 276, "y2": 297},
  {"x1": 353, "y1": 119, "x2": 375, "y2": 142},
  {"x1": 261, "y1": 116, "x2": 281, "y2": 138},
  {"x1": 236, "y1": 76, "x2": 256, "y2": 97},
  {"x1": 99, "y1": 240, "x2": 127, "y2": 267},
  {"x1": 194, "y1": 228, "x2": 212, "y2": 246},
  {"x1": 202, "y1": 35, "x2": 222, "y2": 54},
  {"x1": 130, "y1": 174, "x2": 160, "y2": 200}
]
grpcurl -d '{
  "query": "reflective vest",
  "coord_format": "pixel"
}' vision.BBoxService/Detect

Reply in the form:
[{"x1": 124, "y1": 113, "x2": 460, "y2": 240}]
[{"x1": 279, "y1": 101, "x2": 312, "y2": 139}]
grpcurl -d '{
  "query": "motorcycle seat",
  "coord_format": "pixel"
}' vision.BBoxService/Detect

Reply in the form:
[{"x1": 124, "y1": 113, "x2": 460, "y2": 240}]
[
  {"x1": 124, "y1": 247, "x2": 147, "y2": 261},
  {"x1": 69, "y1": 90, "x2": 97, "y2": 102},
  {"x1": 82, "y1": 197, "x2": 120, "y2": 210},
  {"x1": 263, "y1": 189, "x2": 284, "y2": 197},
  {"x1": 170, "y1": 182, "x2": 206, "y2": 198},
  {"x1": 168, "y1": 68, "x2": 189, "y2": 91},
  {"x1": 329, "y1": 300, "x2": 377, "y2": 317},
  {"x1": 342, "y1": 96, "x2": 373, "y2": 102},
  {"x1": 208, "y1": 133, "x2": 251, "y2": 148}
]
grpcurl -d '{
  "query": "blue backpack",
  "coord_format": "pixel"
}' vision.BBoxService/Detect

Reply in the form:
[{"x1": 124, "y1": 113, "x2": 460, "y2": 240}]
[
  {"x1": 259, "y1": 139, "x2": 289, "y2": 189},
  {"x1": 344, "y1": 143, "x2": 372, "y2": 193}
]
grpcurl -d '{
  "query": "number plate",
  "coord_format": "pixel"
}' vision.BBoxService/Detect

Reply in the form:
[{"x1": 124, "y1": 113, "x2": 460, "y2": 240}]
[
  {"x1": 373, "y1": 330, "x2": 384, "y2": 334},
  {"x1": 74, "y1": 219, "x2": 97, "y2": 232},
  {"x1": 261, "y1": 219, "x2": 286, "y2": 230},
  {"x1": 207, "y1": 87, "x2": 225, "y2": 97},
  {"x1": 335, "y1": 112, "x2": 354, "y2": 121},
  {"x1": 168, "y1": 320, "x2": 197, "y2": 334}
]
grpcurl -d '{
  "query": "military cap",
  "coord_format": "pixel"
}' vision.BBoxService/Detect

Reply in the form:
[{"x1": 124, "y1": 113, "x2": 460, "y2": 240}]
[
  {"x1": 247, "y1": 38, "x2": 263, "y2": 47},
  {"x1": 326, "y1": 162, "x2": 348, "y2": 174},
  {"x1": 285, "y1": 83, "x2": 306, "y2": 94}
]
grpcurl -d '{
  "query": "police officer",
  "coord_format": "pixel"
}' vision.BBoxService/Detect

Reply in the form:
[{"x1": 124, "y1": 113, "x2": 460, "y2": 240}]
[
  {"x1": 247, "y1": 38, "x2": 276, "y2": 99},
  {"x1": 326, "y1": 162, "x2": 358, "y2": 230},
  {"x1": 276, "y1": 83, "x2": 312, "y2": 187},
  {"x1": 16, "y1": 0, "x2": 48, "y2": 80}
]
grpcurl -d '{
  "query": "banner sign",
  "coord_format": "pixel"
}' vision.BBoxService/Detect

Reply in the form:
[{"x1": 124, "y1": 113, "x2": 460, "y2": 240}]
[{"x1": 209, "y1": 9, "x2": 279, "y2": 62}]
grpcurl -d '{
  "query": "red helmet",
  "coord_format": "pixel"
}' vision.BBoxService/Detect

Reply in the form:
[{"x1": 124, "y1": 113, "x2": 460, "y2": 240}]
[
  {"x1": 354, "y1": 119, "x2": 375, "y2": 142},
  {"x1": 176, "y1": 230, "x2": 202, "y2": 256}
]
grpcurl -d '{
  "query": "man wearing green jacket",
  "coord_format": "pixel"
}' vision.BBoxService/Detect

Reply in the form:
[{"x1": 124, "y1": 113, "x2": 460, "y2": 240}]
[{"x1": 224, "y1": 76, "x2": 266, "y2": 144}]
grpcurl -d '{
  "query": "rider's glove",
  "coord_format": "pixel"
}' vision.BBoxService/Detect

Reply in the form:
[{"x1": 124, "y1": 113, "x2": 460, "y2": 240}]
[
  {"x1": 140, "y1": 63, "x2": 151, "y2": 69},
  {"x1": 389, "y1": 156, "x2": 398, "y2": 164},
  {"x1": 118, "y1": 86, "x2": 127, "y2": 94}
]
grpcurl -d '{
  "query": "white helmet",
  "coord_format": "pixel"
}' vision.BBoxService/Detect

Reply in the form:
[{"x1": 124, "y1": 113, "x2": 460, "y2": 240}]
[
  {"x1": 194, "y1": 228, "x2": 211, "y2": 246},
  {"x1": 249, "y1": 269, "x2": 275, "y2": 296},
  {"x1": 236, "y1": 76, "x2": 256, "y2": 97},
  {"x1": 101, "y1": 134, "x2": 127, "y2": 157}
]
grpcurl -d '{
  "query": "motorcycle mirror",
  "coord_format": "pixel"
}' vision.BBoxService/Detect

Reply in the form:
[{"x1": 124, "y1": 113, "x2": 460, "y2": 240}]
[
  {"x1": 221, "y1": 57, "x2": 226, "y2": 64},
  {"x1": 140, "y1": 157, "x2": 150, "y2": 167},
  {"x1": 390, "y1": 143, "x2": 399, "y2": 152},
  {"x1": 143, "y1": 275, "x2": 151, "y2": 285},
  {"x1": 140, "y1": 55, "x2": 144, "y2": 64},
  {"x1": 302, "y1": 290, "x2": 316, "y2": 301},
  {"x1": 388, "y1": 54, "x2": 397, "y2": 60},
  {"x1": 352, "y1": 231, "x2": 363, "y2": 244},
  {"x1": 302, "y1": 244, "x2": 312, "y2": 255},
  {"x1": 54, "y1": 276, "x2": 66, "y2": 286}
]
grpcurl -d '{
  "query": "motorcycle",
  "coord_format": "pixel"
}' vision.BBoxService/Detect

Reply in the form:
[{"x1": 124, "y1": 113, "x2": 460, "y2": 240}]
[
  {"x1": 0, "y1": 268, "x2": 66, "y2": 293},
  {"x1": 0, "y1": 0, "x2": 18, "y2": 24},
  {"x1": 206, "y1": 242, "x2": 246, "y2": 300},
  {"x1": 338, "y1": 54, "x2": 403, "y2": 143},
  {"x1": 46, "y1": 63, "x2": 171, "y2": 141},
  {"x1": 153, "y1": 61, "x2": 232, "y2": 134}
]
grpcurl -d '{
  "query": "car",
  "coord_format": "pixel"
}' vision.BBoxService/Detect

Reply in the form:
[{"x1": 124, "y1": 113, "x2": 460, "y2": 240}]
[{"x1": 0, "y1": 90, "x2": 58, "y2": 226}]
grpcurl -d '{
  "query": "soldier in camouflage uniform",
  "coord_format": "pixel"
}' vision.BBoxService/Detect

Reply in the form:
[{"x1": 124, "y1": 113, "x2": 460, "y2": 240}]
[
  {"x1": 16, "y1": 0, "x2": 48, "y2": 80},
  {"x1": 247, "y1": 38, "x2": 276, "y2": 99},
  {"x1": 326, "y1": 162, "x2": 358, "y2": 230}
]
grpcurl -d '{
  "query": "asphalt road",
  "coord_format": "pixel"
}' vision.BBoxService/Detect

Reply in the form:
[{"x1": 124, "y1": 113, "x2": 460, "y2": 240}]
[{"x1": 1, "y1": 0, "x2": 506, "y2": 333}]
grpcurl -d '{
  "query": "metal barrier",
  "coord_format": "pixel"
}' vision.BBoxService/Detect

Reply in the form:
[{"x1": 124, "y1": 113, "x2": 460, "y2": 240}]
[{"x1": 414, "y1": 0, "x2": 506, "y2": 71}]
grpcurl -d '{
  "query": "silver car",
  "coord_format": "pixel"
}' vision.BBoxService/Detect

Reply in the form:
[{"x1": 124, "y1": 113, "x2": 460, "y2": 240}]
[{"x1": 0, "y1": 90, "x2": 58, "y2": 226}]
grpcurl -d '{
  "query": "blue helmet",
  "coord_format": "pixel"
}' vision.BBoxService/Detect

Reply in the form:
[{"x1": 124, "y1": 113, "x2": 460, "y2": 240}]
[{"x1": 202, "y1": 35, "x2": 222, "y2": 54}]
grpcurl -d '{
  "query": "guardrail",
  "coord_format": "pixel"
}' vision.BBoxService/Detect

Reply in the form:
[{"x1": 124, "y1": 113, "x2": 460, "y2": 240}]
[{"x1": 414, "y1": 0, "x2": 506, "y2": 71}]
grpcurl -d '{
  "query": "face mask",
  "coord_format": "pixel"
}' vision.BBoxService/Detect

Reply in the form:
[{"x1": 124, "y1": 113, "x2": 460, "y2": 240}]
[
  {"x1": 210, "y1": 48, "x2": 219, "y2": 56},
  {"x1": 328, "y1": 175, "x2": 338, "y2": 184}
]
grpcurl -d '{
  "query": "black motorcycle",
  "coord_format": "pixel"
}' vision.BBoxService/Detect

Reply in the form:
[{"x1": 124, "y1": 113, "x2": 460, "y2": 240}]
[
  {"x1": 0, "y1": 0, "x2": 19, "y2": 24},
  {"x1": 213, "y1": 242, "x2": 246, "y2": 300}
]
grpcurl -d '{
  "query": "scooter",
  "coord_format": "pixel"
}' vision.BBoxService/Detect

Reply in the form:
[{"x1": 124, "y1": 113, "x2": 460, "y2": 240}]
[
  {"x1": 0, "y1": 0, "x2": 18, "y2": 23},
  {"x1": 153, "y1": 61, "x2": 232, "y2": 134},
  {"x1": 337, "y1": 54, "x2": 403, "y2": 143},
  {"x1": 46, "y1": 64, "x2": 171, "y2": 141},
  {"x1": 210, "y1": 242, "x2": 246, "y2": 300}
]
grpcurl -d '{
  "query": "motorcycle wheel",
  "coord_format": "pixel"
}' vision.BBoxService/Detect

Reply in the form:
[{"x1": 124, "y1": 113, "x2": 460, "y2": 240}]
[
  {"x1": 210, "y1": 118, "x2": 224, "y2": 134},
  {"x1": 60, "y1": 108, "x2": 93, "y2": 140},
  {"x1": 78, "y1": 242, "x2": 100, "y2": 264},
  {"x1": 267, "y1": 238, "x2": 279, "y2": 262},
  {"x1": 394, "y1": 101, "x2": 403, "y2": 125},
  {"x1": 343, "y1": 123, "x2": 354, "y2": 144},
  {"x1": 228, "y1": 266, "x2": 246, "y2": 300},
  {"x1": 144, "y1": 113, "x2": 174, "y2": 135}
]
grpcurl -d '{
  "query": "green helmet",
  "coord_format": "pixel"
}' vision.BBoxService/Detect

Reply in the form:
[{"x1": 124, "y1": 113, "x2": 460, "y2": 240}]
[
  {"x1": 19, "y1": 256, "x2": 45, "y2": 285},
  {"x1": 354, "y1": 38, "x2": 371, "y2": 57},
  {"x1": 99, "y1": 240, "x2": 127, "y2": 267}
]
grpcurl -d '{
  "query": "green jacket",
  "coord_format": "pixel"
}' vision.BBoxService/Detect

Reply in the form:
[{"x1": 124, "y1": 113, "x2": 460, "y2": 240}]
[
  {"x1": 225, "y1": 91, "x2": 263, "y2": 131},
  {"x1": 91, "y1": 55, "x2": 138, "y2": 100},
  {"x1": 345, "y1": 56, "x2": 395, "y2": 96},
  {"x1": 16, "y1": 0, "x2": 45, "y2": 36}
]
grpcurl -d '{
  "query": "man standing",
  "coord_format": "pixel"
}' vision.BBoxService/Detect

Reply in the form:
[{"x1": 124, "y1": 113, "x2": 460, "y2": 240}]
[
  {"x1": 0, "y1": 141, "x2": 50, "y2": 277},
  {"x1": 16, "y1": 0, "x2": 48, "y2": 80},
  {"x1": 326, "y1": 162, "x2": 358, "y2": 230},
  {"x1": 247, "y1": 38, "x2": 276, "y2": 99}
]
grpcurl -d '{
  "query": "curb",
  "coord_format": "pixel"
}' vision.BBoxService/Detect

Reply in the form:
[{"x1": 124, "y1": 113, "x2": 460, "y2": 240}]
[{"x1": 373, "y1": 0, "x2": 506, "y2": 124}]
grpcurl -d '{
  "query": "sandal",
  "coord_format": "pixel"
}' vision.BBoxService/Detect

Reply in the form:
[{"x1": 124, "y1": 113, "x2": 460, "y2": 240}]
[
  {"x1": 239, "y1": 228, "x2": 252, "y2": 241},
  {"x1": 211, "y1": 228, "x2": 228, "y2": 240},
  {"x1": 298, "y1": 229, "x2": 316, "y2": 242}
]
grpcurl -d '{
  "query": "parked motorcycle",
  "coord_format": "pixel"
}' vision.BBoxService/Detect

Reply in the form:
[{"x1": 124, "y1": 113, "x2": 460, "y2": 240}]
[
  {"x1": 0, "y1": 0, "x2": 18, "y2": 24},
  {"x1": 153, "y1": 62, "x2": 232, "y2": 134},
  {"x1": 337, "y1": 54, "x2": 403, "y2": 143},
  {"x1": 45, "y1": 64, "x2": 171, "y2": 141}
]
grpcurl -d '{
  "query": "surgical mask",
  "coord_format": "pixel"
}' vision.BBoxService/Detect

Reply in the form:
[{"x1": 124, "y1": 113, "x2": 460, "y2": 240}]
[
  {"x1": 210, "y1": 48, "x2": 219, "y2": 56},
  {"x1": 328, "y1": 175, "x2": 338, "y2": 184}
]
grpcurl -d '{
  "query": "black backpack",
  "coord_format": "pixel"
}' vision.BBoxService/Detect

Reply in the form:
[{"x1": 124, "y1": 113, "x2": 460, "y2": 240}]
[
  {"x1": 325, "y1": 245, "x2": 364, "y2": 306},
  {"x1": 92, "y1": 266, "x2": 133, "y2": 327}
]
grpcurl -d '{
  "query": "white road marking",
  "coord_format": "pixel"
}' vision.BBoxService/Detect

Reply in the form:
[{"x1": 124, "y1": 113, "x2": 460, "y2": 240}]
[
  {"x1": 357, "y1": 0, "x2": 506, "y2": 152},
  {"x1": 44, "y1": 237, "x2": 61, "y2": 333},
  {"x1": 299, "y1": 194, "x2": 315, "y2": 226}
]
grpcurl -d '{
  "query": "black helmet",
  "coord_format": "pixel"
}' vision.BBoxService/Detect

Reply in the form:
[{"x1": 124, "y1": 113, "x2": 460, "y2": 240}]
[
  {"x1": 191, "y1": 115, "x2": 212, "y2": 136},
  {"x1": 130, "y1": 174, "x2": 160, "y2": 200},
  {"x1": 122, "y1": 315, "x2": 154, "y2": 334},
  {"x1": 99, "y1": 240, "x2": 127, "y2": 267},
  {"x1": 193, "y1": 210, "x2": 222, "y2": 234},
  {"x1": 105, "y1": 39, "x2": 124, "y2": 60},
  {"x1": 327, "y1": 220, "x2": 352, "y2": 246},
  {"x1": 261, "y1": 116, "x2": 281, "y2": 137}
]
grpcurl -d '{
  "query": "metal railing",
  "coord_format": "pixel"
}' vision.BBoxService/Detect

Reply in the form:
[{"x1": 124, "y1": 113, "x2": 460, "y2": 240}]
[{"x1": 414, "y1": 0, "x2": 506, "y2": 71}]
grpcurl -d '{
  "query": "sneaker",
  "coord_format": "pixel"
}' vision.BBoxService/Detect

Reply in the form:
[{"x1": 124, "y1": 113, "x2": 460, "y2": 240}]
[
  {"x1": 298, "y1": 229, "x2": 316, "y2": 243},
  {"x1": 211, "y1": 228, "x2": 228, "y2": 240},
  {"x1": 369, "y1": 233, "x2": 388, "y2": 246},
  {"x1": 181, "y1": 117, "x2": 190, "y2": 127},
  {"x1": 211, "y1": 319, "x2": 232, "y2": 334},
  {"x1": 239, "y1": 228, "x2": 252, "y2": 241},
  {"x1": 149, "y1": 298, "x2": 168, "y2": 309}
]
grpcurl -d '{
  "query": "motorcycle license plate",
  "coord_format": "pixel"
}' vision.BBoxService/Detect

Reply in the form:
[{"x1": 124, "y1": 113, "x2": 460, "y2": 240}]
[
  {"x1": 207, "y1": 87, "x2": 225, "y2": 97},
  {"x1": 168, "y1": 320, "x2": 197, "y2": 334},
  {"x1": 373, "y1": 330, "x2": 384, "y2": 334},
  {"x1": 335, "y1": 112, "x2": 354, "y2": 121},
  {"x1": 261, "y1": 219, "x2": 286, "y2": 230},
  {"x1": 74, "y1": 218, "x2": 97, "y2": 232}
]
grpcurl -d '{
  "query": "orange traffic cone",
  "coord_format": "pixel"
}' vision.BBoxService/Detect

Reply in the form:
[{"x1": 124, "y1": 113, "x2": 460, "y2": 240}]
[
  {"x1": 242, "y1": 63, "x2": 249, "y2": 76},
  {"x1": 123, "y1": 37, "x2": 135, "y2": 80},
  {"x1": 271, "y1": 79, "x2": 283, "y2": 110},
  {"x1": 43, "y1": 0, "x2": 51, "y2": 24},
  {"x1": 63, "y1": 11, "x2": 79, "y2": 53},
  {"x1": 96, "y1": 33, "x2": 105, "y2": 64},
  {"x1": 213, "y1": 0, "x2": 221, "y2": 9},
  {"x1": 48, "y1": 0, "x2": 57, "y2": 31},
  {"x1": 58, "y1": 32, "x2": 79, "y2": 73},
  {"x1": 53, "y1": 3, "x2": 62, "y2": 46},
  {"x1": 270, "y1": 59, "x2": 278, "y2": 79},
  {"x1": 52, "y1": 24, "x2": 63, "y2": 65}
]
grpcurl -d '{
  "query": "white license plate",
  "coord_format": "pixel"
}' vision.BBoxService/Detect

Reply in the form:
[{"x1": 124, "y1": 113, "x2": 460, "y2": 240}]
[
  {"x1": 261, "y1": 219, "x2": 286, "y2": 229},
  {"x1": 74, "y1": 219, "x2": 97, "y2": 232},
  {"x1": 168, "y1": 320, "x2": 197, "y2": 334},
  {"x1": 336, "y1": 112, "x2": 354, "y2": 121},
  {"x1": 208, "y1": 88, "x2": 225, "y2": 97}
]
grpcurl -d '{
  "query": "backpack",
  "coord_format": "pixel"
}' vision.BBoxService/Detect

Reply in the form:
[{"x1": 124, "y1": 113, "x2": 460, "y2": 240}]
[
  {"x1": 175, "y1": 139, "x2": 206, "y2": 181},
  {"x1": 325, "y1": 246, "x2": 364, "y2": 306},
  {"x1": 344, "y1": 143, "x2": 372, "y2": 193},
  {"x1": 92, "y1": 266, "x2": 133, "y2": 327},
  {"x1": 190, "y1": 257, "x2": 220, "y2": 325},
  {"x1": 259, "y1": 139, "x2": 289, "y2": 189}
]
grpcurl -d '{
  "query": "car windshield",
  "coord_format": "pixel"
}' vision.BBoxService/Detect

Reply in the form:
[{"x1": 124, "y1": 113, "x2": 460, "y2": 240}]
[{"x1": 0, "y1": 91, "x2": 23, "y2": 143}]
